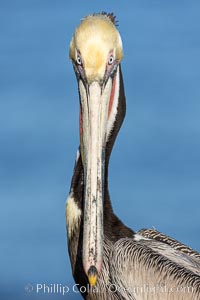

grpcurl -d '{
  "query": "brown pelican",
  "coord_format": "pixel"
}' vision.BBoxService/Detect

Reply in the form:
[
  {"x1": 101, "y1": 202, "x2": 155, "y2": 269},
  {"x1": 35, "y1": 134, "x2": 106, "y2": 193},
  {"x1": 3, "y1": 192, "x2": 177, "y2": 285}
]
[{"x1": 66, "y1": 13, "x2": 200, "y2": 299}]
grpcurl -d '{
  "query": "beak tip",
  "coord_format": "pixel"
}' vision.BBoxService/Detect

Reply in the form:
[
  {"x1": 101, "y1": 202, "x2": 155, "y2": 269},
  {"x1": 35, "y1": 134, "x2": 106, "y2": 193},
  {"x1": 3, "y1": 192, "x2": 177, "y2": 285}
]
[{"x1": 88, "y1": 265, "x2": 98, "y2": 286}]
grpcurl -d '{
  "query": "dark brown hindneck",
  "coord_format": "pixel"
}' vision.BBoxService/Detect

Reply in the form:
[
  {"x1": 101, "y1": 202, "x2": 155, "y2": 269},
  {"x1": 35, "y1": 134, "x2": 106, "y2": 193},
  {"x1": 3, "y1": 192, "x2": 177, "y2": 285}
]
[
  {"x1": 102, "y1": 65, "x2": 134, "y2": 241},
  {"x1": 103, "y1": 188, "x2": 134, "y2": 242},
  {"x1": 70, "y1": 152, "x2": 84, "y2": 211}
]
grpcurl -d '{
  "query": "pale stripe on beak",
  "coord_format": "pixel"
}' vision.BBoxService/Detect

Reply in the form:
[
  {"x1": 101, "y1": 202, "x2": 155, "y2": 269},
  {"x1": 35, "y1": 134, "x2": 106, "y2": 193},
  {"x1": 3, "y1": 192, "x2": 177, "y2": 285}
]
[{"x1": 79, "y1": 78, "x2": 113, "y2": 284}]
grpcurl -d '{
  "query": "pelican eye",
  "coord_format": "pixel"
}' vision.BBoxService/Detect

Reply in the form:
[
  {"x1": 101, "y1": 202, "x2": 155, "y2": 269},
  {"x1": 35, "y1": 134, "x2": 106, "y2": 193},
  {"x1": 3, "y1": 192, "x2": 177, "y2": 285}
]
[
  {"x1": 76, "y1": 54, "x2": 82, "y2": 65},
  {"x1": 73, "y1": 52, "x2": 86, "y2": 82},
  {"x1": 108, "y1": 55, "x2": 114, "y2": 65}
]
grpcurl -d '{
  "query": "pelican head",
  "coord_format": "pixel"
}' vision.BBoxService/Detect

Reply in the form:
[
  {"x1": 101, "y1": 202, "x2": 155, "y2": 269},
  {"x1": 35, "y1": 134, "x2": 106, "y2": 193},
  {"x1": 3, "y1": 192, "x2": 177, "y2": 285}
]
[{"x1": 69, "y1": 13, "x2": 123, "y2": 286}]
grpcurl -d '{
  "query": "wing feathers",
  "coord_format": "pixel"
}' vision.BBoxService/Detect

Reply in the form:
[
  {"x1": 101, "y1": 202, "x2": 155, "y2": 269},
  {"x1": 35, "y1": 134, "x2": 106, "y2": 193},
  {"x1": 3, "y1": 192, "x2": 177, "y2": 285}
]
[
  {"x1": 139, "y1": 228, "x2": 200, "y2": 261},
  {"x1": 110, "y1": 237, "x2": 200, "y2": 300}
]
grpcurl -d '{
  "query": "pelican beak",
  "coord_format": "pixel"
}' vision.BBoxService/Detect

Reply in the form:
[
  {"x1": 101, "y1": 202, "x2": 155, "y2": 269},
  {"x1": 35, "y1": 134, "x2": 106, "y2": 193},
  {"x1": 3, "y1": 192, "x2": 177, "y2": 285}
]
[
  {"x1": 78, "y1": 74, "x2": 115, "y2": 285},
  {"x1": 88, "y1": 265, "x2": 98, "y2": 287}
]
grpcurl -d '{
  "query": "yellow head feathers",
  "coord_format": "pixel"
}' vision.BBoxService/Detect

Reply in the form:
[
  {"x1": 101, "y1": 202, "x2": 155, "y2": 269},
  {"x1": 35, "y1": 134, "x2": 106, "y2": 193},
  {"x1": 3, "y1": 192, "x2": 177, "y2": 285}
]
[{"x1": 69, "y1": 13, "x2": 123, "y2": 83}]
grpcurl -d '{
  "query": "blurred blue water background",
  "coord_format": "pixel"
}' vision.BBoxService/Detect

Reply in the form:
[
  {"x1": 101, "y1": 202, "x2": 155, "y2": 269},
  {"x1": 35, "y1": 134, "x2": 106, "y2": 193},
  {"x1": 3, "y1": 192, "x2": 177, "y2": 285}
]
[{"x1": 1, "y1": 1, "x2": 200, "y2": 299}]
